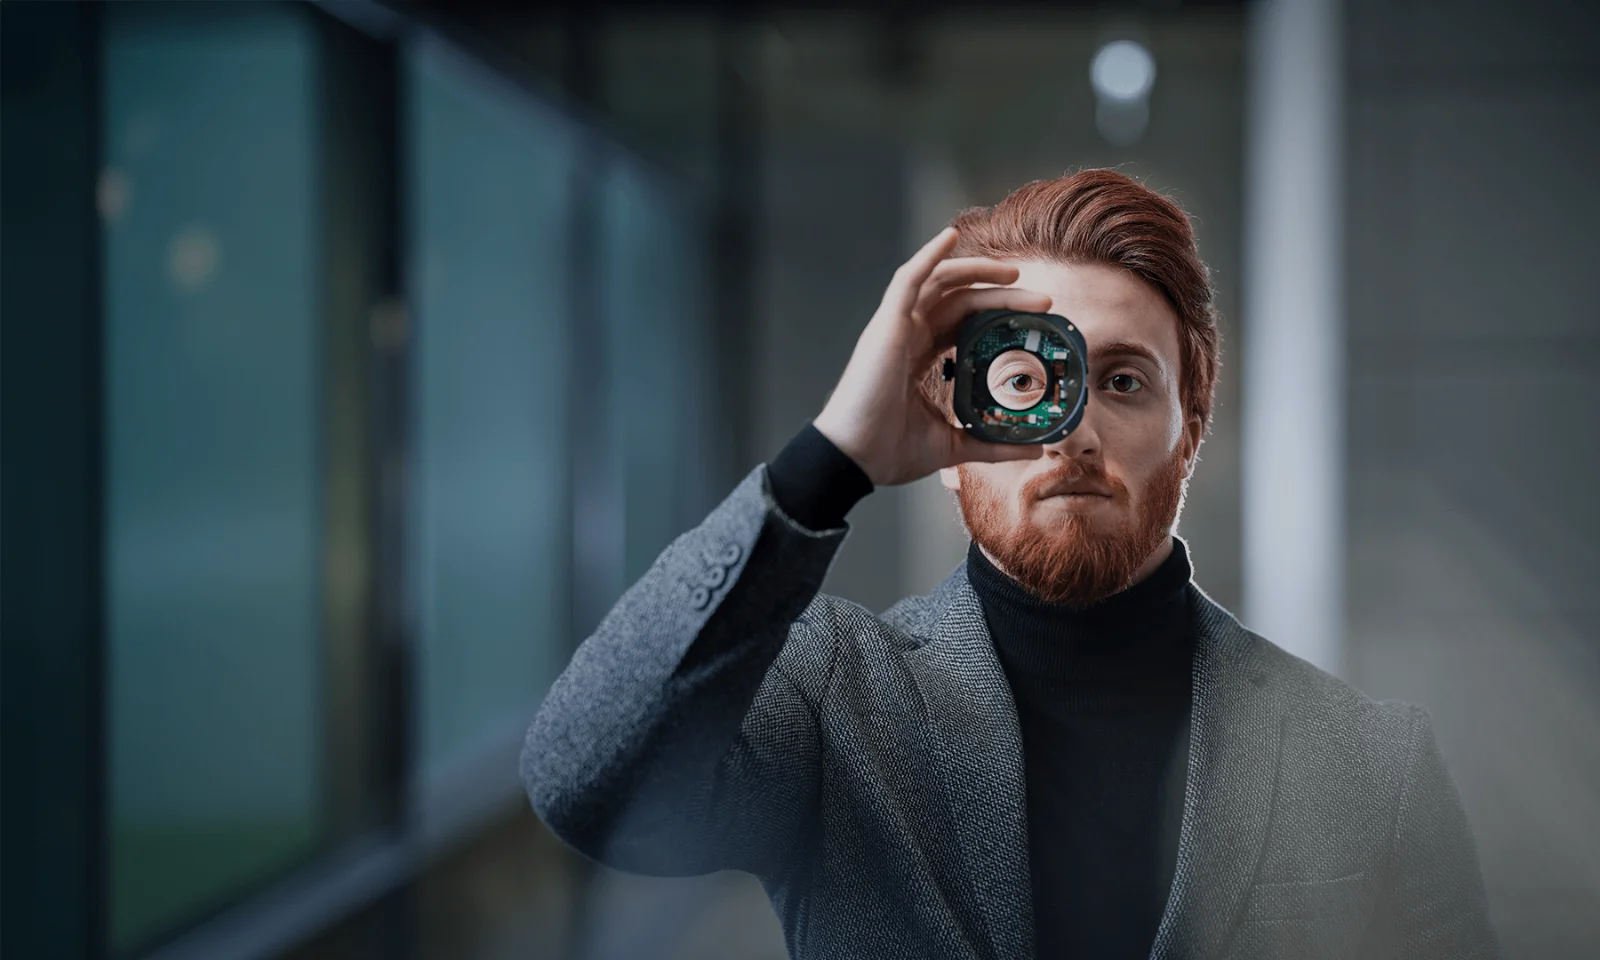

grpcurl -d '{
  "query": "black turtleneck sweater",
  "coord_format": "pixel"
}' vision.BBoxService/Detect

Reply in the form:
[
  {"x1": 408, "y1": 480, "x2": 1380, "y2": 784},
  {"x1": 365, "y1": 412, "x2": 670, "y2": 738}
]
[
  {"x1": 767, "y1": 424, "x2": 1196, "y2": 959},
  {"x1": 966, "y1": 538, "x2": 1194, "y2": 958}
]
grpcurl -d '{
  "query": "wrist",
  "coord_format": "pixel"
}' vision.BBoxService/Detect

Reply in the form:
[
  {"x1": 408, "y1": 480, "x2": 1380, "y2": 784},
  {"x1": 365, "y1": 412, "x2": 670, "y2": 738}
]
[
  {"x1": 767, "y1": 423, "x2": 875, "y2": 530},
  {"x1": 812, "y1": 413, "x2": 875, "y2": 483}
]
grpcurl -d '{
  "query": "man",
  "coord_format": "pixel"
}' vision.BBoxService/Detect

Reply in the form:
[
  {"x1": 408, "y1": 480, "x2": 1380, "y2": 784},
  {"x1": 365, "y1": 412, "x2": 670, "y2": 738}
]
[{"x1": 521, "y1": 170, "x2": 1501, "y2": 959}]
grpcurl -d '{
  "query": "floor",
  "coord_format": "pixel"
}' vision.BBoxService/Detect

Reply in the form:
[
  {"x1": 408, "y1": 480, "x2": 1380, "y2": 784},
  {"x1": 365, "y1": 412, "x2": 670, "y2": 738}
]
[{"x1": 283, "y1": 806, "x2": 788, "y2": 960}]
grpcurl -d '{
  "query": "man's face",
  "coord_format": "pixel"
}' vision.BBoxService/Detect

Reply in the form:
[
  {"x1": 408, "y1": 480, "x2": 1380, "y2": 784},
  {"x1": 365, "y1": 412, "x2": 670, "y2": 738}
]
[{"x1": 940, "y1": 260, "x2": 1203, "y2": 605}]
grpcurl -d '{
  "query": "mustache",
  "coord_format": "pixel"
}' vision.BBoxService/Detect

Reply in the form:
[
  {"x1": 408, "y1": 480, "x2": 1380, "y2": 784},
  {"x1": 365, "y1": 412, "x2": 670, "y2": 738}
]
[{"x1": 1019, "y1": 460, "x2": 1128, "y2": 501}]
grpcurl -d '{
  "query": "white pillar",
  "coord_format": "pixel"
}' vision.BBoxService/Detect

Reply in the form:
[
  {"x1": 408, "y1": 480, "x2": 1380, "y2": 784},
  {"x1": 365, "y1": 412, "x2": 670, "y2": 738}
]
[{"x1": 1242, "y1": 0, "x2": 1346, "y2": 676}]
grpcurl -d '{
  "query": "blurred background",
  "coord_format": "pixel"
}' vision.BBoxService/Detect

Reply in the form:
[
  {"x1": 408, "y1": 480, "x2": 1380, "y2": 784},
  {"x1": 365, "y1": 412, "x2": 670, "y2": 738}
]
[{"x1": 3, "y1": 0, "x2": 1596, "y2": 957}]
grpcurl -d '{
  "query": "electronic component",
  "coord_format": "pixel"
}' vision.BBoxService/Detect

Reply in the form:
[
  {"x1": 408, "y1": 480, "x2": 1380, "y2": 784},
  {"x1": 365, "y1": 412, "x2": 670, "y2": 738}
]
[{"x1": 947, "y1": 309, "x2": 1088, "y2": 445}]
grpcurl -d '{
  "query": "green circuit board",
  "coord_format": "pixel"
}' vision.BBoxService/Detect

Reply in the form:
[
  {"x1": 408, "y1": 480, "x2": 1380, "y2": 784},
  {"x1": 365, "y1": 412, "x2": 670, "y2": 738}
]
[{"x1": 975, "y1": 326, "x2": 1075, "y2": 425}]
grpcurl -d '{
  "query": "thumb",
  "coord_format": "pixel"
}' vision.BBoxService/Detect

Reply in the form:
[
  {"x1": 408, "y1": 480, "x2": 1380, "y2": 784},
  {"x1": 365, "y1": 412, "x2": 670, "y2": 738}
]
[{"x1": 951, "y1": 429, "x2": 1047, "y2": 467}]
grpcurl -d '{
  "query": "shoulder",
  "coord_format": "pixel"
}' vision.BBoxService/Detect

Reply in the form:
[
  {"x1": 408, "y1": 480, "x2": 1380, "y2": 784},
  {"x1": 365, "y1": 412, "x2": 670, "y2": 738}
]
[
  {"x1": 879, "y1": 564, "x2": 971, "y2": 641},
  {"x1": 792, "y1": 566, "x2": 960, "y2": 653},
  {"x1": 769, "y1": 584, "x2": 937, "y2": 704},
  {"x1": 1257, "y1": 629, "x2": 1414, "y2": 724},
  {"x1": 1222, "y1": 602, "x2": 1421, "y2": 778}
]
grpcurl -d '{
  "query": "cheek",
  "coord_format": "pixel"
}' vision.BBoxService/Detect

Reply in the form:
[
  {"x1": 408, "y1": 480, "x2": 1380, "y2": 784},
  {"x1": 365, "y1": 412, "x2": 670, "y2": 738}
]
[
  {"x1": 960, "y1": 461, "x2": 1029, "y2": 506},
  {"x1": 1102, "y1": 407, "x2": 1184, "y2": 483}
]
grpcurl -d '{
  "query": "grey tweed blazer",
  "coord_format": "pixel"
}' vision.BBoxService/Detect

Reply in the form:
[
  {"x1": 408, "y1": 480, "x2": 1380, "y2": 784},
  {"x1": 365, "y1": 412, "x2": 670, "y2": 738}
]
[{"x1": 522, "y1": 466, "x2": 1501, "y2": 959}]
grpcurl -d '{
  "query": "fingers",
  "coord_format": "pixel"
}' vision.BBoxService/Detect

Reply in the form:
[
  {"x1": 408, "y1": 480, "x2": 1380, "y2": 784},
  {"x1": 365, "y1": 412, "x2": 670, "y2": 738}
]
[
  {"x1": 884, "y1": 227, "x2": 961, "y2": 315},
  {"x1": 911, "y1": 257, "x2": 1023, "y2": 319},
  {"x1": 927, "y1": 257, "x2": 1022, "y2": 289},
  {"x1": 925, "y1": 286, "x2": 1053, "y2": 340},
  {"x1": 950, "y1": 428, "x2": 1046, "y2": 467}
]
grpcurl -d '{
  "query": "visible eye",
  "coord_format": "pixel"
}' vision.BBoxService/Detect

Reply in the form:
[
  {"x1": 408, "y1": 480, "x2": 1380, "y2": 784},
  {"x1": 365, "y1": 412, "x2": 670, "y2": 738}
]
[
  {"x1": 986, "y1": 349, "x2": 1048, "y2": 410},
  {"x1": 1104, "y1": 373, "x2": 1144, "y2": 394}
]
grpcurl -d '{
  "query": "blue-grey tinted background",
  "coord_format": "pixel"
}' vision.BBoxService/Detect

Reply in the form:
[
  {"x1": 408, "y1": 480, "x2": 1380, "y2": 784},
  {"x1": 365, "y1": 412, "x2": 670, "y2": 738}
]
[
  {"x1": 3, "y1": 0, "x2": 1595, "y2": 958},
  {"x1": 598, "y1": 154, "x2": 715, "y2": 585},
  {"x1": 102, "y1": 4, "x2": 322, "y2": 949},
  {"x1": 406, "y1": 35, "x2": 574, "y2": 802}
]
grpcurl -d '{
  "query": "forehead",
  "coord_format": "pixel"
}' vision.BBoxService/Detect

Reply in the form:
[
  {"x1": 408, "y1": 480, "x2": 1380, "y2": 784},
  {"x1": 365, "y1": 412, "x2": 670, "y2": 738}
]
[{"x1": 1007, "y1": 259, "x2": 1180, "y2": 371}]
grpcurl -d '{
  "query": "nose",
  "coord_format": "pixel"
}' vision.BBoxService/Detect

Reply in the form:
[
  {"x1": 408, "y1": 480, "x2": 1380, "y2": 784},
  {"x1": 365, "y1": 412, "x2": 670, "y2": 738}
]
[{"x1": 1045, "y1": 400, "x2": 1101, "y2": 463}]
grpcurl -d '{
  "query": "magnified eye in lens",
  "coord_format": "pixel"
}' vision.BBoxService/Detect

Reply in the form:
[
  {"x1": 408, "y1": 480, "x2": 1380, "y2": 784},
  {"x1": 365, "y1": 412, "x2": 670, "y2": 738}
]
[{"x1": 986, "y1": 349, "x2": 1049, "y2": 410}]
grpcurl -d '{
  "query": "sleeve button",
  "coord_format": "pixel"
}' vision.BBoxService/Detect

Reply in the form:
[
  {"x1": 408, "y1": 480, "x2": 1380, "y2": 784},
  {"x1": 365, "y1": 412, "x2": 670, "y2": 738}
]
[
  {"x1": 703, "y1": 565, "x2": 727, "y2": 588},
  {"x1": 689, "y1": 586, "x2": 711, "y2": 609},
  {"x1": 717, "y1": 542, "x2": 742, "y2": 566}
]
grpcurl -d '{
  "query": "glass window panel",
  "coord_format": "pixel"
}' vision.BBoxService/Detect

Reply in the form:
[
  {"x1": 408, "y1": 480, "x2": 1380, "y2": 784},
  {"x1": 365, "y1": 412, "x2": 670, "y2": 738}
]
[
  {"x1": 102, "y1": 4, "x2": 322, "y2": 950},
  {"x1": 598, "y1": 157, "x2": 713, "y2": 583},
  {"x1": 406, "y1": 39, "x2": 574, "y2": 785}
]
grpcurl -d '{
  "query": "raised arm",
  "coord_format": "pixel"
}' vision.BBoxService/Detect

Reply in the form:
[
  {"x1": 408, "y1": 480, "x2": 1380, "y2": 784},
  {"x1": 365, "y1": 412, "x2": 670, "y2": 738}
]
[
  {"x1": 523, "y1": 226, "x2": 1059, "y2": 878},
  {"x1": 521, "y1": 464, "x2": 846, "y2": 877}
]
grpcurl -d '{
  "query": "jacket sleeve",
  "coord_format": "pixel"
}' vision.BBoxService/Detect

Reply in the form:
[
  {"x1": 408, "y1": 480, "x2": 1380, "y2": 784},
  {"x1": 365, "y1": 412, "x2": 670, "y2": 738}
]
[
  {"x1": 1360, "y1": 705, "x2": 1503, "y2": 959},
  {"x1": 520, "y1": 464, "x2": 848, "y2": 878}
]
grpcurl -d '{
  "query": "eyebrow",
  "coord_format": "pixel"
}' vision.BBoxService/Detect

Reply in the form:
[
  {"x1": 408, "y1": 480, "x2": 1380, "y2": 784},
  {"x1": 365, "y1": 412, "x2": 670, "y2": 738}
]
[{"x1": 1089, "y1": 339, "x2": 1166, "y2": 374}]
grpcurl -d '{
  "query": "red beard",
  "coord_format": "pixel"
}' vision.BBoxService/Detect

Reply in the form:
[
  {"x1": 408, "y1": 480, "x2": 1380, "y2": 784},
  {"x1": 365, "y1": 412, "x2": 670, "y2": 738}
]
[{"x1": 956, "y1": 447, "x2": 1187, "y2": 607}]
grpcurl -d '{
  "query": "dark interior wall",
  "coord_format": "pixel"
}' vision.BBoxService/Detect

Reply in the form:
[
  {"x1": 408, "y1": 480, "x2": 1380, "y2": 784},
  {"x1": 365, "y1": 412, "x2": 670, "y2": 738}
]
[
  {"x1": 0, "y1": 4, "x2": 105, "y2": 957},
  {"x1": 749, "y1": 13, "x2": 914, "y2": 612},
  {"x1": 1343, "y1": 0, "x2": 1600, "y2": 955}
]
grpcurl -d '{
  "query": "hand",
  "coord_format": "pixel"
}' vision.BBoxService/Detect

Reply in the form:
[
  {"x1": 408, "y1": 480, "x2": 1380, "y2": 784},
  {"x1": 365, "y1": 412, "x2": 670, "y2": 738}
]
[{"x1": 813, "y1": 227, "x2": 1050, "y2": 486}]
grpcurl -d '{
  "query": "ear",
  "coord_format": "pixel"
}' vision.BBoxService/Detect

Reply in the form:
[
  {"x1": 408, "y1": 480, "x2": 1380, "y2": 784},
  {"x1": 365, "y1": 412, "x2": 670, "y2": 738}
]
[
  {"x1": 939, "y1": 465, "x2": 961, "y2": 491},
  {"x1": 1182, "y1": 413, "x2": 1204, "y2": 478}
]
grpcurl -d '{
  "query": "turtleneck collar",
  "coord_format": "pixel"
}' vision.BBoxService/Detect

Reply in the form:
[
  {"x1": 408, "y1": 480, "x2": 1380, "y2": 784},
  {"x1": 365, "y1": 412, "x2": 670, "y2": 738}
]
[{"x1": 966, "y1": 535, "x2": 1195, "y2": 687}]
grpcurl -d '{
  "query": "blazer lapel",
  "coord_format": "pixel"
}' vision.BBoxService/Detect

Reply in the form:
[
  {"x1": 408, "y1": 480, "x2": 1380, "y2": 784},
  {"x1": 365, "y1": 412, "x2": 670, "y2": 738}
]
[
  {"x1": 902, "y1": 570, "x2": 1034, "y2": 960},
  {"x1": 1149, "y1": 586, "x2": 1285, "y2": 960},
  {"x1": 899, "y1": 571, "x2": 1284, "y2": 960}
]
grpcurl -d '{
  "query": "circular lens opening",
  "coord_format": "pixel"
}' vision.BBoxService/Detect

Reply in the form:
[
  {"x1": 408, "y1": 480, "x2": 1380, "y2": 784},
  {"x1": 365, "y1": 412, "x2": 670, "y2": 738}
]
[{"x1": 986, "y1": 349, "x2": 1049, "y2": 411}]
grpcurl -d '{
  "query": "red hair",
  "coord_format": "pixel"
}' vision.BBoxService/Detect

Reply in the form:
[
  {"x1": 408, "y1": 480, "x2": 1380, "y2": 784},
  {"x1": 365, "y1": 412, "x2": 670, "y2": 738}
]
[{"x1": 948, "y1": 169, "x2": 1221, "y2": 433}]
